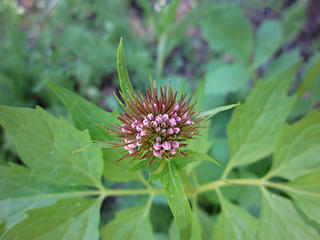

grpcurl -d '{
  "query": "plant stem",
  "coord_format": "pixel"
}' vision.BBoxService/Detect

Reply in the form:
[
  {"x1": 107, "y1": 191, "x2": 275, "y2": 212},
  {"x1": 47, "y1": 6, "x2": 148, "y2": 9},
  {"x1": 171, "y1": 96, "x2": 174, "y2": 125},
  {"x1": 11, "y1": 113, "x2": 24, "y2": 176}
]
[
  {"x1": 220, "y1": 161, "x2": 233, "y2": 180},
  {"x1": 156, "y1": 33, "x2": 168, "y2": 78}
]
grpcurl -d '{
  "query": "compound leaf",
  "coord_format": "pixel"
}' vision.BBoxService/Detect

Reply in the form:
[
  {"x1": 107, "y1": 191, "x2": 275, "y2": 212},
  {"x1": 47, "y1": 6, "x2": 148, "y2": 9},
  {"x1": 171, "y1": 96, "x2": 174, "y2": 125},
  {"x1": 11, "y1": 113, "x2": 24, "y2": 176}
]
[
  {"x1": 259, "y1": 189, "x2": 319, "y2": 240},
  {"x1": 213, "y1": 196, "x2": 258, "y2": 240},
  {"x1": 283, "y1": 170, "x2": 320, "y2": 225},
  {"x1": 0, "y1": 105, "x2": 103, "y2": 187},
  {"x1": 268, "y1": 110, "x2": 320, "y2": 179},
  {"x1": 47, "y1": 81, "x2": 139, "y2": 182},
  {"x1": 100, "y1": 203, "x2": 154, "y2": 240},
  {"x1": 1, "y1": 197, "x2": 102, "y2": 240},
  {"x1": 227, "y1": 63, "x2": 298, "y2": 167}
]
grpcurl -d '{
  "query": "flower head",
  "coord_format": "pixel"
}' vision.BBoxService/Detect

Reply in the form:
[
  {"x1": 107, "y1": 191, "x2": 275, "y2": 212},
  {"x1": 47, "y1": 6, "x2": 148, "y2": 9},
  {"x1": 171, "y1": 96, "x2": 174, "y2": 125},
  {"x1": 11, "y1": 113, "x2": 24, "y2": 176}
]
[{"x1": 109, "y1": 83, "x2": 204, "y2": 165}]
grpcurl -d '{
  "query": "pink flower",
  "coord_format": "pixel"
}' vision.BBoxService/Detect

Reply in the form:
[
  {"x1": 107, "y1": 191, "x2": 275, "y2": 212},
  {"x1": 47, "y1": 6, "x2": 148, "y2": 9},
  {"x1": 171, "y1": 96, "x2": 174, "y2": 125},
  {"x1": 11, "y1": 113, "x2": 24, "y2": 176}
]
[
  {"x1": 153, "y1": 142, "x2": 162, "y2": 150},
  {"x1": 163, "y1": 114, "x2": 169, "y2": 121},
  {"x1": 167, "y1": 128, "x2": 174, "y2": 134},
  {"x1": 162, "y1": 141, "x2": 171, "y2": 151},
  {"x1": 174, "y1": 104, "x2": 179, "y2": 111},
  {"x1": 147, "y1": 113, "x2": 154, "y2": 120},
  {"x1": 173, "y1": 128, "x2": 180, "y2": 134},
  {"x1": 169, "y1": 118, "x2": 177, "y2": 126},
  {"x1": 172, "y1": 141, "x2": 179, "y2": 149},
  {"x1": 170, "y1": 149, "x2": 176, "y2": 154},
  {"x1": 153, "y1": 150, "x2": 161, "y2": 157}
]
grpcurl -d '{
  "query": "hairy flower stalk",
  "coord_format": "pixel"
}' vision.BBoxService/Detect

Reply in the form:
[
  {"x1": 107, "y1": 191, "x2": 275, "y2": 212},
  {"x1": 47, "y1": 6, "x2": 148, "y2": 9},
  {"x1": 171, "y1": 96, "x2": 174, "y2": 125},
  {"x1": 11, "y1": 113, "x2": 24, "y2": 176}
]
[{"x1": 108, "y1": 83, "x2": 204, "y2": 165}]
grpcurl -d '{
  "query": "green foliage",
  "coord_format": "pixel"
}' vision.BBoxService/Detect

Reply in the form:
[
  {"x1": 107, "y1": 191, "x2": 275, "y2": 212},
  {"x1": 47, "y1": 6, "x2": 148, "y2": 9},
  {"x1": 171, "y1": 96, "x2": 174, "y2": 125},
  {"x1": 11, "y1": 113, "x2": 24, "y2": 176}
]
[
  {"x1": 1, "y1": 1, "x2": 320, "y2": 240},
  {"x1": 160, "y1": 161, "x2": 192, "y2": 240}
]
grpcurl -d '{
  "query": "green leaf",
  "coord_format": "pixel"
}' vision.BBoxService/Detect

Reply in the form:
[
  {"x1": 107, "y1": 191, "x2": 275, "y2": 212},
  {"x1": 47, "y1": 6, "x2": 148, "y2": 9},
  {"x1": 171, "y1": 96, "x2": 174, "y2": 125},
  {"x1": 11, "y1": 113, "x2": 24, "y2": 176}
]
[
  {"x1": 227, "y1": 63, "x2": 298, "y2": 167},
  {"x1": 205, "y1": 64, "x2": 250, "y2": 95},
  {"x1": 267, "y1": 110, "x2": 320, "y2": 180},
  {"x1": 195, "y1": 208, "x2": 214, "y2": 240},
  {"x1": 160, "y1": 161, "x2": 192, "y2": 240},
  {"x1": 47, "y1": 81, "x2": 139, "y2": 182},
  {"x1": 196, "y1": 103, "x2": 239, "y2": 119},
  {"x1": 0, "y1": 105, "x2": 103, "y2": 187},
  {"x1": 264, "y1": 48, "x2": 300, "y2": 79},
  {"x1": 100, "y1": 203, "x2": 154, "y2": 240},
  {"x1": 0, "y1": 164, "x2": 81, "y2": 230},
  {"x1": 201, "y1": 7, "x2": 253, "y2": 61},
  {"x1": 259, "y1": 188, "x2": 319, "y2": 240},
  {"x1": 253, "y1": 20, "x2": 282, "y2": 68},
  {"x1": 117, "y1": 38, "x2": 134, "y2": 99},
  {"x1": 281, "y1": 1, "x2": 306, "y2": 43},
  {"x1": 283, "y1": 171, "x2": 320, "y2": 225},
  {"x1": 1, "y1": 197, "x2": 102, "y2": 240},
  {"x1": 169, "y1": 212, "x2": 202, "y2": 240},
  {"x1": 213, "y1": 195, "x2": 258, "y2": 240}
]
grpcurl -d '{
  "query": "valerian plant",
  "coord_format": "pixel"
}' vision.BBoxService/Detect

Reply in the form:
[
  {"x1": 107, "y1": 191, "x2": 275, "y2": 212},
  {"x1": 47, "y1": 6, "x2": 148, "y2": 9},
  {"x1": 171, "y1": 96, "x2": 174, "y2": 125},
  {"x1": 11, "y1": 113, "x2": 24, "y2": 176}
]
[{"x1": 0, "y1": 39, "x2": 319, "y2": 240}]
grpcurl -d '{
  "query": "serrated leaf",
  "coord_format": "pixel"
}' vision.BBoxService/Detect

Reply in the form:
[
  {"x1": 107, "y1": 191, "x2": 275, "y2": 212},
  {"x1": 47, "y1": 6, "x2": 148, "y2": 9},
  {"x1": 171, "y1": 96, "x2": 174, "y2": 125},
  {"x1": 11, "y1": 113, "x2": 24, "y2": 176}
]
[
  {"x1": 227, "y1": 63, "x2": 298, "y2": 167},
  {"x1": 253, "y1": 20, "x2": 282, "y2": 68},
  {"x1": 205, "y1": 64, "x2": 250, "y2": 95},
  {"x1": 281, "y1": 171, "x2": 320, "y2": 225},
  {"x1": 47, "y1": 81, "x2": 139, "y2": 182},
  {"x1": 117, "y1": 38, "x2": 134, "y2": 99},
  {"x1": 259, "y1": 189, "x2": 319, "y2": 240},
  {"x1": 0, "y1": 164, "x2": 82, "y2": 230},
  {"x1": 213, "y1": 195, "x2": 258, "y2": 240},
  {"x1": 100, "y1": 203, "x2": 154, "y2": 240},
  {"x1": 160, "y1": 161, "x2": 192, "y2": 240},
  {"x1": 201, "y1": 7, "x2": 253, "y2": 61},
  {"x1": 267, "y1": 110, "x2": 320, "y2": 180},
  {"x1": 0, "y1": 105, "x2": 103, "y2": 187},
  {"x1": 196, "y1": 103, "x2": 239, "y2": 119},
  {"x1": 1, "y1": 197, "x2": 102, "y2": 240}
]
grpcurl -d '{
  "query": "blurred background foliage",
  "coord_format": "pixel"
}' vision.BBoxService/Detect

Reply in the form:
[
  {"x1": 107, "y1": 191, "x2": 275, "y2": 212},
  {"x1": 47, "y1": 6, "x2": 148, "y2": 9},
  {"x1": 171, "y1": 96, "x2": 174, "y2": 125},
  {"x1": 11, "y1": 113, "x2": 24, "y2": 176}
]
[{"x1": 1, "y1": 0, "x2": 320, "y2": 238}]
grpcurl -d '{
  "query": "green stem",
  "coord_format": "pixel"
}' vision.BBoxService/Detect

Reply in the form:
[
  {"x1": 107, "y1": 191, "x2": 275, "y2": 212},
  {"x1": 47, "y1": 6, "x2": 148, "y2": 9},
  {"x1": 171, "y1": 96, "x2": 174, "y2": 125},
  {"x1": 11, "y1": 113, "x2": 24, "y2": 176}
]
[
  {"x1": 220, "y1": 161, "x2": 233, "y2": 180},
  {"x1": 156, "y1": 33, "x2": 168, "y2": 78}
]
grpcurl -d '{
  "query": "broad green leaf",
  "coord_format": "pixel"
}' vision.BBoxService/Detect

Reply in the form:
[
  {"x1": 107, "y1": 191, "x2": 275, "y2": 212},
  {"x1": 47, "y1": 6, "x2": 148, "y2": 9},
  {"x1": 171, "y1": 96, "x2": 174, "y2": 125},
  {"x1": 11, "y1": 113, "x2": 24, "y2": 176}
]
[
  {"x1": 0, "y1": 164, "x2": 81, "y2": 230},
  {"x1": 281, "y1": 171, "x2": 320, "y2": 225},
  {"x1": 160, "y1": 161, "x2": 192, "y2": 240},
  {"x1": 281, "y1": 0, "x2": 306, "y2": 43},
  {"x1": 100, "y1": 203, "x2": 154, "y2": 240},
  {"x1": 264, "y1": 48, "x2": 300, "y2": 79},
  {"x1": 213, "y1": 196, "x2": 258, "y2": 240},
  {"x1": 253, "y1": 20, "x2": 282, "y2": 68},
  {"x1": 201, "y1": 7, "x2": 253, "y2": 61},
  {"x1": 47, "y1": 81, "x2": 139, "y2": 182},
  {"x1": 47, "y1": 81, "x2": 119, "y2": 141},
  {"x1": 1, "y1": 197, "x2": 102, "y2": 240},
  {"x1": 268, "y1": 110, "x2": 320, "y2": 179},
  {"x1": 117, "y1": 38, "x2": 134, "y2": 99},
  {"x1": 259, "y1": 189, "x2": 319, "y2": 240},
  {"x1": 196, "y1": 103, "x2": 239, "y2": 119},
  {"x1": 196, "y1": 208, "x2": 214, "y2": 240},
  {"x1": 0, "y1": 105, "x2": 103, "y2": 187},
  {"x1": 227, "y1": 63, "x2": 298, "y2": 167},
  {"x1": 205, "y1": 64, "x2": 250, "y2": 95},
  {"x1": 169, "y1": 212, "x2": 202, "y2": 240}
]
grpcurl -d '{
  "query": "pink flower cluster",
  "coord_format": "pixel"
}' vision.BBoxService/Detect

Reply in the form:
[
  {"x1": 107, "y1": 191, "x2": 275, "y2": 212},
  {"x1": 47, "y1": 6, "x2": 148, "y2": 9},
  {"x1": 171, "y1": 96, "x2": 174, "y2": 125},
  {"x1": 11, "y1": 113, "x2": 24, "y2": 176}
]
[
  {"x1": 122, "y1": 104, "x2": 195, "y2": 157},
  {"x1": 152, "y1": 137, "x2": 179, "y2": 157}
]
